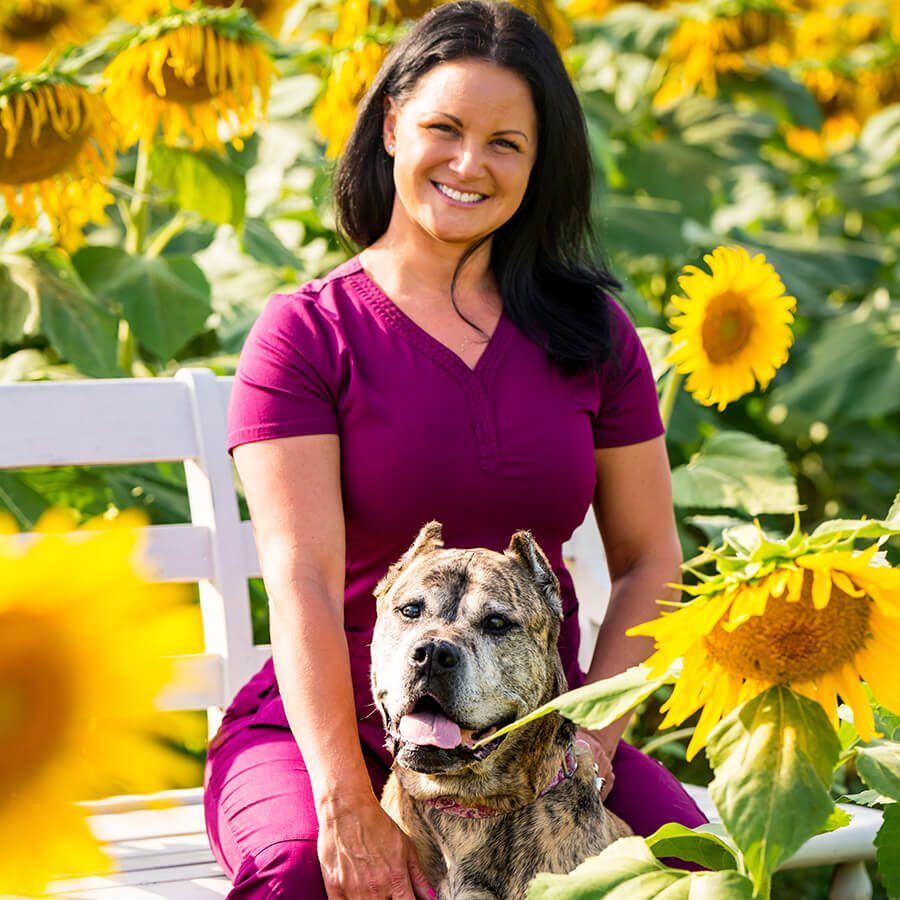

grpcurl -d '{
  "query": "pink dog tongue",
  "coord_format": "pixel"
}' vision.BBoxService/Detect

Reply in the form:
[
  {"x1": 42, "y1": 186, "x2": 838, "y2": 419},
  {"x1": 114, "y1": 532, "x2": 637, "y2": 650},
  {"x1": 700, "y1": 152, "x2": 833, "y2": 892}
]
[{"x1": 399, "y1": 711, "x2": 462, "y2": 749}]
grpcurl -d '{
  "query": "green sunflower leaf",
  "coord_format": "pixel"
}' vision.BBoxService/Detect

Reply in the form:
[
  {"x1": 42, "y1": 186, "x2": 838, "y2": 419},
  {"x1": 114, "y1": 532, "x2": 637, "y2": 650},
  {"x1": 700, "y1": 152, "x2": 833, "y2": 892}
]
[
  {"x1": 875, "y1": 803, "x2": 900, "y2": 897},
  {"x1": 706, "y1": 686, "x2": 841, "y2": 894},
  {"x1": 856, "y1": 743, "x2": 900, "y2": 802},
  {"x1": 149, "y1": 144, "x2": 246, "y2": 230},
  {"x1": 526, "y1": 836, "x2": 755, "y2": 898},
  {"x1": 645, "y1": 823, "x2": 739, "y2": 870},
  {"x1": 671, "y1": 431, "x2": 799, "y2": 516},
  {"x1": 0, "y1": 262, "x2": 31, "y2": 344},
  {"x1": 73, "y1": 246, "x2": 212, "y2": 362},
  {"x1": 472, "y1": 666, "x2": 671, "y2": 748}
]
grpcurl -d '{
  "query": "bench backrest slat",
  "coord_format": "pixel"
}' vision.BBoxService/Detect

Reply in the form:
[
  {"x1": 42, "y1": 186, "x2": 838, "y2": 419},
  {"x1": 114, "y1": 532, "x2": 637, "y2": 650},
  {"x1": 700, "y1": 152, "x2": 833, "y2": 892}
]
[{"x1": 0, "y1": 368, "x2": 609, "y2": 730}]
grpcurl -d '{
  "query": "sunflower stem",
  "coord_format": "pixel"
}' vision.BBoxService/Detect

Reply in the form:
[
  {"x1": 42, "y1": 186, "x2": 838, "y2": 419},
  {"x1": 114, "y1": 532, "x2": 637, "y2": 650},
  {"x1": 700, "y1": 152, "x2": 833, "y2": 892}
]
[
  {"x1": 117, "y1": 318, "x2": 135, "y2": 376},
  {"x1": 145, "y1": 211, "x2": 192, "y2": 259},
  {"x1": 639, "y1": 726, "x2": 697, "y2": 757},
  {"x1": 658, "y1": 366, "x2": 683, "y2": 429},
  {"x1": 126, "y1": 139, "x2": 152, "y2": 256}
]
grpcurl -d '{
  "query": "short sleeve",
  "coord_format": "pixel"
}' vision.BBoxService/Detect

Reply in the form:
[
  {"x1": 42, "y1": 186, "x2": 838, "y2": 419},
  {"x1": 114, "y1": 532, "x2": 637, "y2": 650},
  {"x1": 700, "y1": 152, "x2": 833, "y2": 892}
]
[
  {"x1": 227, "y1": 290, "x2": 341, "y2": 454},
  {"x1": 593, "y1": 299, "x2": 665, "y2": 448}
]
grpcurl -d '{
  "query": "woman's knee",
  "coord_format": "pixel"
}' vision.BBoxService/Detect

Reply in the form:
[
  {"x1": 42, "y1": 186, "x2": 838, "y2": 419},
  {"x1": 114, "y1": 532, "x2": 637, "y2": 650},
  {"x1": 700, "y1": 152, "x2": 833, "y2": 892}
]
[{"x1": 230, "y1": 838, "x2": 326, "y2": 899}]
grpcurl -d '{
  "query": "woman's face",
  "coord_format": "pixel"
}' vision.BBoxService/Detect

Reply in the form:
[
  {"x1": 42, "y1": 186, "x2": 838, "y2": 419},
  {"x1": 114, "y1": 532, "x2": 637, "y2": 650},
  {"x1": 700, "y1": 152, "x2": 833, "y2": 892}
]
[{"x1": 383, "y1": 59, "x2": 538, "y2": 250}]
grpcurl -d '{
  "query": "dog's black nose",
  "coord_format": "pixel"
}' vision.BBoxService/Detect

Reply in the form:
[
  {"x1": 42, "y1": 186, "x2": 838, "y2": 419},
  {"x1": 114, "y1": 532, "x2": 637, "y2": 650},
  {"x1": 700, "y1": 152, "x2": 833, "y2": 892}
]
[{"x1": 411, "y1": 639, "x2": 460, "y2": 673}]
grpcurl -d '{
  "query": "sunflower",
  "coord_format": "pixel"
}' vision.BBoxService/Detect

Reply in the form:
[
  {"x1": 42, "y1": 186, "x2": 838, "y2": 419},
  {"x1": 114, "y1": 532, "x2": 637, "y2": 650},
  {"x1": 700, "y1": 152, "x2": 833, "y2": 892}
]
[
  {"x1": 0, "y1": 508, "x2": 200, "y2": 895},
  {"x1": 666, "y1": 245, "x2": 796, "y2": 410},
  {"x1": 312, "y1": 40, "x2": 388, "y2": 158},
  {"x1": 126, "y1": 0, "x2": 296, "y2": 39},
  {"x1": 0, "y1": 0, "x2": 112, "y2": 68},
  {"x1": 0, "y1": 72, "x2": 117, "y2": 250},
  {"x1": 654, "y1": 0, "x2": 793, "y2": 106},
  {"x1": 102, "y1": 7, "x2": 274, "y2": 151},
  {"x1": 630, "y1": 517, "x2": 900, "y2": 760}
]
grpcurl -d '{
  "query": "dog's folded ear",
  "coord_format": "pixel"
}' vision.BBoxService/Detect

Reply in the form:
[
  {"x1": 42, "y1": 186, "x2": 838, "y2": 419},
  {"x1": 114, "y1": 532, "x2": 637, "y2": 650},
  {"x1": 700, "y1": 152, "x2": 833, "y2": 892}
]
[
  {"x1": 505, "y1": 531, "x2": 563, "y2": 620},
  {"x1": 374, "y1": 521, "x2": 445, "y2": 599}
]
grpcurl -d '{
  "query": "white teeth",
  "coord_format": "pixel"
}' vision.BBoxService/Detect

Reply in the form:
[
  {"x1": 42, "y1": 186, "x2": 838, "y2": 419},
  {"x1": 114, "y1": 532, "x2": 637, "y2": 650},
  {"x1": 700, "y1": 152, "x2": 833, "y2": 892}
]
[{"x1": 435, "y1": 182, "x2": 485, "y2": 203}]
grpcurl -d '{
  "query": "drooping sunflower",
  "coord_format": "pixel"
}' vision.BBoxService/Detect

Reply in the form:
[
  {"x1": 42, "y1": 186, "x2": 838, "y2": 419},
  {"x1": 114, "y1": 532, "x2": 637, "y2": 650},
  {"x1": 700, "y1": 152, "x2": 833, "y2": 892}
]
[
  {"x1": 0, "y1": 508, "x2": 200, "y2": 896},
  {"x1": 0, "y1": 72, "x2": 117, "y2": 250},
  {"x1": 312, "y1": 40, "x2": 388, "y2": 158},
  {"x1": 125, "y1": 0, "x2": 296, "y2": 39},
  {"x1": 102, "y1": 7, "x2": 275, "y2": 151},
  {"x1": 629, "y1": 516, "x2": 900, "y2": 760},
  {"x1": 666, "y1": 245, "x2": 796, "y2": 410},
  {"x1": 653, "y1": 0, "x2": 794, "y2": 106},
  {"x1": 0, "y1": 0, "x2": 113, "y2": 68}
]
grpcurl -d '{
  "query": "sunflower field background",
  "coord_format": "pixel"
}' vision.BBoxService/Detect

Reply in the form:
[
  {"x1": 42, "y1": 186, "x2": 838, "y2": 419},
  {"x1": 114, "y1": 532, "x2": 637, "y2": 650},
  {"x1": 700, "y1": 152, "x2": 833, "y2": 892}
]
[{"x1": 0, "y1": 0, "x2": 898, "y2": 895}]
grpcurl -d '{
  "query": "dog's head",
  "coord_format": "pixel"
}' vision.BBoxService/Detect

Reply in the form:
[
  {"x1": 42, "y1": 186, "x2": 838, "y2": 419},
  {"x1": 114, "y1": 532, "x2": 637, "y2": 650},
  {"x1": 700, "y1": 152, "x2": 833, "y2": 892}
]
[{"x1": 370, "y1": 522, "x2": 567, "y2": 776}]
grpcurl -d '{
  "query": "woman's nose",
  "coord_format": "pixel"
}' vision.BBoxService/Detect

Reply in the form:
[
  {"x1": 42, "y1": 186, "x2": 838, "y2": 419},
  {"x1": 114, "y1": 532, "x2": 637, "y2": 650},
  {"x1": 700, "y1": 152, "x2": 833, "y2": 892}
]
[{"x1": 448, "y1": 142, "x2": 485, "y2": 179}]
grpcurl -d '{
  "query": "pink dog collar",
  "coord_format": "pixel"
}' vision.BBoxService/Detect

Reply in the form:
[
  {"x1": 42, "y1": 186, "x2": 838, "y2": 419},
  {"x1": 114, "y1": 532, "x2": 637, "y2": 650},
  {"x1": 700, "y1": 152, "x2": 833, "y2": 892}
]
[{"x1": 425, "y1": 743, "x2": 579, "y2": 819}]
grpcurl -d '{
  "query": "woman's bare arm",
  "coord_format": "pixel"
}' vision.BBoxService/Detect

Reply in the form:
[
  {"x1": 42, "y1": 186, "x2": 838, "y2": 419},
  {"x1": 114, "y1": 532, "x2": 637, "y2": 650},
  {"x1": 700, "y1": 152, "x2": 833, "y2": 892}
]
[
  {"x1": 233, "y1": 435, "x2": 432, "y2": 899},
  {"x1": 580, "y1": 435, "x2": 682, "y2": 761}
]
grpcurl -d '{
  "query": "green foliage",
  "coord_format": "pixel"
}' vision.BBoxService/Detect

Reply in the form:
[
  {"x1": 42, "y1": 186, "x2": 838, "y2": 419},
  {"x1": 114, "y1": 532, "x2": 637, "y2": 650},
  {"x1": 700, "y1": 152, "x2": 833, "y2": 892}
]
[
  {"x1": 670, "y1": 431, "x2": 799, "y2": 515},
  {"x1": 526, "y1": 836, "x2": 754, "y2": 899},
  {"x1": 856, "y1": 744, "x2": 900, "y2": 802},
  {"x1": 473, "y1": 666, "x2": 672, "y2": 748},
  {"x1": 645, "y1": 823, "x2": 738, "y2": 871},
  {"x1": 149, "y1": 145, "x2": 247, "y2": 230},
  {"x1": 73, "y1": 247, "x2": 212, "y2": 361},
  {"x1": 874, "y1": 804, "x2": 900, "y2": 898},
  {"x1": 706, "y1": 687, "x2": 842, "y2": 894}
]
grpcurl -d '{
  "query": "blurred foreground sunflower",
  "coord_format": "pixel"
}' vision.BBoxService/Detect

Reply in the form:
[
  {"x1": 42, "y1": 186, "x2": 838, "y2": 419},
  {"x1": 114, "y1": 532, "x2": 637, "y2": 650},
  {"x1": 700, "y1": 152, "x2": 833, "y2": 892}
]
[
  {"x1": 102, "y1": 7, "x2": 274, "y2": 151},
  {"x1": 666, "y1": 245, "x2": 796, "y2": 410},
  {"x1": 0, "y1": 0, "x2": 112, "y2": 68},
  {"x1": 629, "y1": 517, "x2": 900, "y2": 760},
  {"x1": 0, "y1": 73, "x2": 116, "y2": 250},
  {"x1": 0, "y1": 509, "x2": 199, "y2": 896}
]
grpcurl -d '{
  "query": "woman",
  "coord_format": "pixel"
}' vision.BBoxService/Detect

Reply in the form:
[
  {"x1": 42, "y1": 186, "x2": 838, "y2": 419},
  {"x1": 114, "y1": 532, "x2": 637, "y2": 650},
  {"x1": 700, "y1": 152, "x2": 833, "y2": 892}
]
[{"x1": 204, "y1": 2, "x2": 706, "y2": 897}]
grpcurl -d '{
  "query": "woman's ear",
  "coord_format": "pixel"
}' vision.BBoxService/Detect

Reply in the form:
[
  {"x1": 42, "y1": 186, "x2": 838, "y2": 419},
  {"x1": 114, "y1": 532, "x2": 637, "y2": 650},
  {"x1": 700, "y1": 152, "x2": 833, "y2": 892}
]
[{"x1": 383, "y1": 96, "x2": 398, "y2": 155}]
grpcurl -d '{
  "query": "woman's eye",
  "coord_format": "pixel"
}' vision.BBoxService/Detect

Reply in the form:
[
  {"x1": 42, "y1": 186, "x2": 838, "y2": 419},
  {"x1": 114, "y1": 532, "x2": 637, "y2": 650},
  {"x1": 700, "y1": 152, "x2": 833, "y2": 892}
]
[
  {"x1": 483, "y1": 614, "x2": 511, "y2": 633},
  {"x1": 429, "y1": 123, "x2": 457, "y2": 134},
  {"x1": 400, "y1": 602, "x2": 423, "y2": 619},
  {"x1": 493, "y1": 138, "x2": 520, "y2": 152}
]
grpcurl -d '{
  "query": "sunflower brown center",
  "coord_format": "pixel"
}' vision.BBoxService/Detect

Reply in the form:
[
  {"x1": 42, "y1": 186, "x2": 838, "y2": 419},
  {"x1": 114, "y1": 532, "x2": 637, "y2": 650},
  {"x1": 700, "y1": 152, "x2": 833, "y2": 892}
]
[
  {"x1": 0, "y1": 93, "x2": 90, "y2": 185},
  {"x1": 701, "y1": 290, "x2": 755, "y2": 363},
  {"x1": 703, "y1": 571, "x2": 872, "y2": 683},
  {"x1": 1, "y1": 0, "x2": 66, "y2": 40},
  {"x1": 0, "y1": 611, "x2": 72, "y2": 795},
  {"x1": 204, "y1": 0, "x2": 268, "y2": 15},
  {"x1": 143, "y1": 54, "x2": 222, "y2": 104},
  {"x1": 725, "y1": 11, "x2": 787, "y2": 52}
]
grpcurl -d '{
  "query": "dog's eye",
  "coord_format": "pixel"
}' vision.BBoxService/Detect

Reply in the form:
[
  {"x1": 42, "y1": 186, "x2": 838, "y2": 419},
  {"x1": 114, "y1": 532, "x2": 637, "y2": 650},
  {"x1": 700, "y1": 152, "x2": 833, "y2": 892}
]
[
  {"x1": 482, "y1": 614, "x2": 512, "y2": 633},
  {"x1": 399, "y1": 602, "x2": 423, "y2": 619}
]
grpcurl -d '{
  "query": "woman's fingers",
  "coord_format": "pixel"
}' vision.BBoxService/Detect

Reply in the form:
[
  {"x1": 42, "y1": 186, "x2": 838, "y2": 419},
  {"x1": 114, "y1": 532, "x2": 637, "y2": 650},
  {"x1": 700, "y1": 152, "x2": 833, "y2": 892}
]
[{"x1": 408, "y1": 853, "x2": 436, "y2": 899}]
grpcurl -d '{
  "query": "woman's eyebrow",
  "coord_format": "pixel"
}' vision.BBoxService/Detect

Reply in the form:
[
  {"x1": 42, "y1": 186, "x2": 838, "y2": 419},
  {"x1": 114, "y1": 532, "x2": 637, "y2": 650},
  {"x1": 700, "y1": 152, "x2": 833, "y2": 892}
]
[{"x1": 434, "y1": 111, "x2": 531, "y2": 143}]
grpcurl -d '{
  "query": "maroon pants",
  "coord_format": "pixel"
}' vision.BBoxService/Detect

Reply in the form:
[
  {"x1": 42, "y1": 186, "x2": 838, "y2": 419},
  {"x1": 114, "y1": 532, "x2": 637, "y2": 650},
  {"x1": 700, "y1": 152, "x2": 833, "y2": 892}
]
[{"x1": 204, "y1": 715, "x2": 707, "y2": 897}]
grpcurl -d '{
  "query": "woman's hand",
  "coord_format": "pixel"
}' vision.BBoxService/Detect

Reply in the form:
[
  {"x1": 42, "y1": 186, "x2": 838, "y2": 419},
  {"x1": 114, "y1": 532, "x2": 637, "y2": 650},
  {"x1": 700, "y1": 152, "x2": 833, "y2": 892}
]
[
  {"x1": 575, "y1": 727, "x2": 615, "y2": 800},
  {"x1": 317, "y1": 792, "x2": 435, "y2": 899}
]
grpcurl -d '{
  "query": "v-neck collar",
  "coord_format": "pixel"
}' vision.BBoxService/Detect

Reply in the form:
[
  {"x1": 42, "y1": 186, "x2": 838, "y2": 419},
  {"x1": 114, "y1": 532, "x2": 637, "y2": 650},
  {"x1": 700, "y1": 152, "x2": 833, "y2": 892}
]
[{"x1": 349, "y1": 256, "x2": 512, "y2": 381}]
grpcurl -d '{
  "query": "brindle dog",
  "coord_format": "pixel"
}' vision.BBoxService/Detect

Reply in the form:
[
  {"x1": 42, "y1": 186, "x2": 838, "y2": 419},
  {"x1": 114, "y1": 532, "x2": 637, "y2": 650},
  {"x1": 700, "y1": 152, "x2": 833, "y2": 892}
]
[{"x1": 370, "y1": 522, "x2": 630, "y2": 899}]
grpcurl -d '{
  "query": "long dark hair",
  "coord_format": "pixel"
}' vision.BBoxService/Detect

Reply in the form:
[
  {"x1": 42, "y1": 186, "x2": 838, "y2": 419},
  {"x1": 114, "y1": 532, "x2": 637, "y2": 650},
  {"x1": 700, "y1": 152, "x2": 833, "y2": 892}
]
[{"x1": 333, "y1": 0, "x2": 619, "y2": 374}]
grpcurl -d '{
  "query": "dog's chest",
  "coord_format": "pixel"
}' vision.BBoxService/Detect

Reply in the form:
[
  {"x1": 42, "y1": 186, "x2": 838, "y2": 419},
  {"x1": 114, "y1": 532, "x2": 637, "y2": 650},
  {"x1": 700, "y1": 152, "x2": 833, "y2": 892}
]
[{"x1": 424, "y1": 783, "x2": 610, "y2": 899}]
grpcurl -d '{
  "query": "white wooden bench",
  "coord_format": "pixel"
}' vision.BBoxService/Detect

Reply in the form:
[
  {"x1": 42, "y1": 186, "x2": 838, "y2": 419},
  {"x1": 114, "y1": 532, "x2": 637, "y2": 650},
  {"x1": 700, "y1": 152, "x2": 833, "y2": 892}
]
[{"x1": 0, "y1": 368, "x2": 881, "y2": 899}]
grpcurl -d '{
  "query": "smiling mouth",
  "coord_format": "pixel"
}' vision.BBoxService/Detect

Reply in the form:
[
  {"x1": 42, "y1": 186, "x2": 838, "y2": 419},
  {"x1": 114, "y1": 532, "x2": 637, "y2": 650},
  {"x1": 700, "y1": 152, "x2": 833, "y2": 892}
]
[
  {"x1": 432, "y1": 181, "x2": 488, "y2": 204},
  {"x1": 392, "y1": 695, "x2": 512, "y2": 758}
]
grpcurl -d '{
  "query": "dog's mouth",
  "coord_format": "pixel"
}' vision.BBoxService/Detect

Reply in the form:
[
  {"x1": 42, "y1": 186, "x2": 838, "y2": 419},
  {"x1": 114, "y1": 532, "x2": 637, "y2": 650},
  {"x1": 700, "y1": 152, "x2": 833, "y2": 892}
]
[{"x1": 392, "y1": 695, "x2": 514, "y2": 759}]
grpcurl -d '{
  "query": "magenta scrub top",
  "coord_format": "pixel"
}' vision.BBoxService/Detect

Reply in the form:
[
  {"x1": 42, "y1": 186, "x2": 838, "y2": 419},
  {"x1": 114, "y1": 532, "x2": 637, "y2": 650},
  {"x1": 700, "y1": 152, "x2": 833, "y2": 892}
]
[{"x1": 226, "y1": 255, "x2": 663, "y2": 767}]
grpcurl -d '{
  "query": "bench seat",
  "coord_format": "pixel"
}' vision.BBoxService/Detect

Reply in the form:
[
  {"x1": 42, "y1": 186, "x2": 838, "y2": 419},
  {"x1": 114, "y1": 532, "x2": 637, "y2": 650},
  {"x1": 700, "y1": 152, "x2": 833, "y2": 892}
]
[{"x1": 42, "y1": 784, "x2": 881, "y2": 897}]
